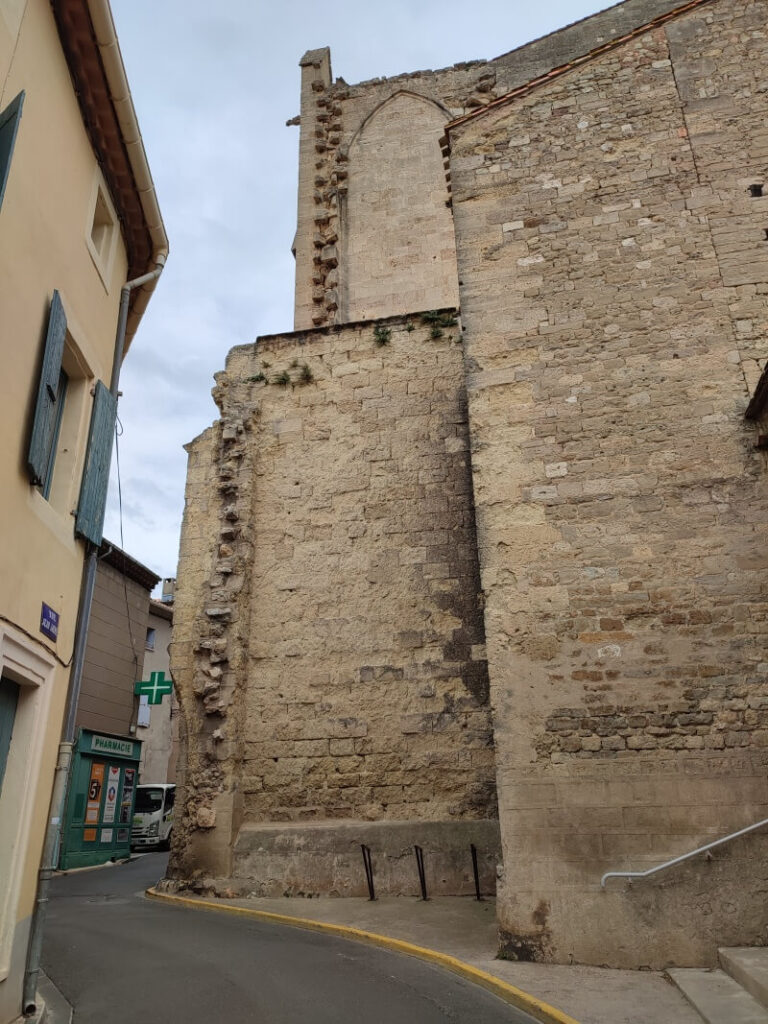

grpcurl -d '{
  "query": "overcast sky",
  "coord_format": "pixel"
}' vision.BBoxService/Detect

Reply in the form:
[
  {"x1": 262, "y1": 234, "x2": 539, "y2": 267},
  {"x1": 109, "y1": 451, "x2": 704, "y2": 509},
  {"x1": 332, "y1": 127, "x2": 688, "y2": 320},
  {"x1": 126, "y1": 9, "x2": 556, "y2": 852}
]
[{"x1": 105, "y1": 0, "x2": 613, "y2": 586}]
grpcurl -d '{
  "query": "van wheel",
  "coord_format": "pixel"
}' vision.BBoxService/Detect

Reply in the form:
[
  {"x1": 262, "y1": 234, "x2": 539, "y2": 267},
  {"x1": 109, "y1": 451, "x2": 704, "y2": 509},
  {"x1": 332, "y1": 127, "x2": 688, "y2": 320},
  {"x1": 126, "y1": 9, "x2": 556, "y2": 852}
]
[{"x1": 160, "y1": 831, "x2": 172, "y2": 852}]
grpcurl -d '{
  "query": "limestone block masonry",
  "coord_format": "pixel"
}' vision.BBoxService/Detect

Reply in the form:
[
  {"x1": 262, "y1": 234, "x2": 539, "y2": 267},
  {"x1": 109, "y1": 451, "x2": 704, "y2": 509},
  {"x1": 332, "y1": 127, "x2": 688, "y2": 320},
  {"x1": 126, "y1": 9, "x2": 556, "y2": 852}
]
[
  {"x1": 173, "y1": 0, "x2": 768, "y2": 971},
  {"x1": 170, "y1": 312, "x2": 499, "y2": 894},
  {"x1": 449, "y1": 0, "x2": 768, "y2": 968}
]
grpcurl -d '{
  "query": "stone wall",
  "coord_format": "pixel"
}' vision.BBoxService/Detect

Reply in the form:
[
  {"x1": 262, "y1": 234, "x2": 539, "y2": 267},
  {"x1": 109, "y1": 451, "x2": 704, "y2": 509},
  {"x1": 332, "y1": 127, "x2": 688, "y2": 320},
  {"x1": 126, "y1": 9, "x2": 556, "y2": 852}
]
[
  {"x1": 343, "y1": 92, "x2": 459, "y2": 323},
  {"x1": 449, "y1": 0, "x2": 768, "y2": 967},
  {"x1": 170, "y1": 312, "x2": 498, "y2": 891},
  {"x1": 291, "y1": 1, "x2": 696, "y2": 332}
]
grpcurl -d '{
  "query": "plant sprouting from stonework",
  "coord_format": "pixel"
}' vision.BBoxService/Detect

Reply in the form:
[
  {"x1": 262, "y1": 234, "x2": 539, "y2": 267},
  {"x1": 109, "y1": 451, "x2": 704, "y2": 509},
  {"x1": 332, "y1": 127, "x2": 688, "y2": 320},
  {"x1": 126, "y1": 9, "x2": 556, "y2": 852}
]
[
  {"x1": 298, "y1": 363, "x2": 314, "y2": 385},
  {"x1": 247, "y1": 372, "x2": 267, "y2": 384},
  {"x1": 373, "y1": 325, "x2": 391, "y2": 347},
  {"x1": 420, "y1": 310, "x2": 458, "y2": 332},
  {"x1": 430, "y1": 325, "x2": 444, "y2": 340},
  {"x1": 405, "y1": 322, "x2": 415, "y2": 333},
  {"x1": 273, "y1": 370, "x2": 291, "y2": 387},
  {"x1": 290, "y1": 358, "x2": 299, "y2": 369}
]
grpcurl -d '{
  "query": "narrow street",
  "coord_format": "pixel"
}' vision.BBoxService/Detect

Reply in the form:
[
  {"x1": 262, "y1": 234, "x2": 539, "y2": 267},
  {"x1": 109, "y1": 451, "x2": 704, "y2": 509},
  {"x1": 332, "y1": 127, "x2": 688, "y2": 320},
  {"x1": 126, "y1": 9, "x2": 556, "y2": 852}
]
[{"x1": 43, "y1": 854, "x2": 535, "y2": 1023}]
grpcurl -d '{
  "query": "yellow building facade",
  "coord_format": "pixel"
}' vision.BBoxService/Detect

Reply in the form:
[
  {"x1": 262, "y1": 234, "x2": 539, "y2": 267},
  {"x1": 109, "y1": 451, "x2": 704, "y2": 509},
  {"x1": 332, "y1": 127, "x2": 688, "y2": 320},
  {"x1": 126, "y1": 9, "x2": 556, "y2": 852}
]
[{"x1": 0, "y1": 1, "x2": 166, "y2": 1019}]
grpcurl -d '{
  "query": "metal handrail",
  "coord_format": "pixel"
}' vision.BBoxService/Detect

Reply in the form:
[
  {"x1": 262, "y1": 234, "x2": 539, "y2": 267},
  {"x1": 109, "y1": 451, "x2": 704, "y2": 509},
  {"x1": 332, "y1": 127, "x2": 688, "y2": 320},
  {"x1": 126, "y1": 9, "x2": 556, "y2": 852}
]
[{"x1": 601, "y1": 816, "x2": 768, "y2": 888}]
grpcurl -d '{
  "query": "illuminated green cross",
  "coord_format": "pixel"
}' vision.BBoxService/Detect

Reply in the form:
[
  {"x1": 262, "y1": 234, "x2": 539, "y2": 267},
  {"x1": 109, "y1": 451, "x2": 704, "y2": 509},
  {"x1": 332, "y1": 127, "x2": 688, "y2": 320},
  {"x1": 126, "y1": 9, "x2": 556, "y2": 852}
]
[{"x1": 134, "y1": 670, "x2": 173, "y2": 705}]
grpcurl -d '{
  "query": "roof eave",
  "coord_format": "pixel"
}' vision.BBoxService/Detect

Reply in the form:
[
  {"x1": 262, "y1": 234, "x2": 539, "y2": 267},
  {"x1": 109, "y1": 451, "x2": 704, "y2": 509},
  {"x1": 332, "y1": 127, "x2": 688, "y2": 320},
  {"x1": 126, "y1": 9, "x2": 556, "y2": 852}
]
[{"x1": 52, "y1": 0, "x2": 168, "y2": 346}]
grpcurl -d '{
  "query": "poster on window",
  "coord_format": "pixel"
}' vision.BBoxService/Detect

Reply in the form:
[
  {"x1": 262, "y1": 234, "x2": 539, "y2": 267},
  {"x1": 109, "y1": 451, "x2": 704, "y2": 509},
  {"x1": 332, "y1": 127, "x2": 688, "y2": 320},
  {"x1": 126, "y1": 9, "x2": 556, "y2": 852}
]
[
  {"x1": 103, "y1": 765, "x2": 120, "y2": 824},
  {"x1": 120, "y1": 767, "x2": 136, "y2": 823},
  {"x1": 85, "y1": 762, "x2": 105, "y2": 824}
]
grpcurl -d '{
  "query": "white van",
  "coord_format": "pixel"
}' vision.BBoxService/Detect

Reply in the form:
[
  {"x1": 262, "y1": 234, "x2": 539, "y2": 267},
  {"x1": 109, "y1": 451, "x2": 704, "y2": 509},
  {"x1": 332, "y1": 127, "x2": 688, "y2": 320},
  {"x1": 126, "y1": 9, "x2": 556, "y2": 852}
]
[{"x1": 131, "y1": 783, "x2": 175, "y2": 849}]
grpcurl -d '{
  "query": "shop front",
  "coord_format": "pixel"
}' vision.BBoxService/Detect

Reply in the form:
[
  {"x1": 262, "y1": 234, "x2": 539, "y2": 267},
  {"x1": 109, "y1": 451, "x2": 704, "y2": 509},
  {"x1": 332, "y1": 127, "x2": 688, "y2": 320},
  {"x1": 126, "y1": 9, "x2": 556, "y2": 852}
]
[{"x1": 59, "y1": 729, "x2": 141, "y2": 869}]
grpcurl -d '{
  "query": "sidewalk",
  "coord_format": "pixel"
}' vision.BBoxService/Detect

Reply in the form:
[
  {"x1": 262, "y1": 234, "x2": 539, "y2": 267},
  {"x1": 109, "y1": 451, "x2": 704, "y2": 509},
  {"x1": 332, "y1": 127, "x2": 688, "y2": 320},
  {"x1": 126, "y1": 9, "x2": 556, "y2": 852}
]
[{"x1": 147, "y1": 889, "x2": 703, "y2": 1024}]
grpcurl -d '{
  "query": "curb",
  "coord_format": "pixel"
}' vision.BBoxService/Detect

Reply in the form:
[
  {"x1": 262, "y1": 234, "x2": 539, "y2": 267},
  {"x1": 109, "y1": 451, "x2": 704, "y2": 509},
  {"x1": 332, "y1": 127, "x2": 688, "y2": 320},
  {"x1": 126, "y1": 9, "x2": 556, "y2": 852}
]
[{"x1": 145, "y1": 887, "x2": 579, "y2": 1024}]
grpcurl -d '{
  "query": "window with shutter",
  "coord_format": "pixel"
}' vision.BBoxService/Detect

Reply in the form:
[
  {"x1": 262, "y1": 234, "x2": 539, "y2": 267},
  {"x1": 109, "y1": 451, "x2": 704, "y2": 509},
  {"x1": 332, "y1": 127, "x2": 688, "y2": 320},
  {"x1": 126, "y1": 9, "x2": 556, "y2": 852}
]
[
  {"x1": 0, "y1": 91, "x2": 24, "y2": 214},
  {"x1": 27, "y1": 291, "x2": 68, "y2": 487},
  {"x1": 75, "y1": 380, "x2": 117, "y2": 546}
]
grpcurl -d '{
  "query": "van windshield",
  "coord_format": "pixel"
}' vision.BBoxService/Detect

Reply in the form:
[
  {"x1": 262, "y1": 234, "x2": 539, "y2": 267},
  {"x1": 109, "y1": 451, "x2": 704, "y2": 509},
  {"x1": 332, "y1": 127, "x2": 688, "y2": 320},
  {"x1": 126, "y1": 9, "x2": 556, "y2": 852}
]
[{"x1": 135, "y1": 788, "x2": 164, "y2": 813}]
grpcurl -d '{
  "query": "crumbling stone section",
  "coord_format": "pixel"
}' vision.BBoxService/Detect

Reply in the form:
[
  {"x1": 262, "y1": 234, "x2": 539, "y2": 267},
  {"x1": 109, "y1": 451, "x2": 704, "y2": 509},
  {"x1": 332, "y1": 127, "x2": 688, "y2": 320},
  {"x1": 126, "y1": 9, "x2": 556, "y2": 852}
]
[
  {"x1": 448, "y1": 0, "x2": 768, "y2": 967},
  {"x1": 169, "y1": 380, "x2": 260, "y2": 879},
  {"x1": 297, "y1": 49, "x2": 345, "y2": 329},
  {"x1": 292, "y1": 2, "x2": 700, "y2": 332},
  {"x1": 293, "y1": 52, "x2": 508, "y2": 331},
  {"x1": 172, "y1": 311, "x2": 497, "y2": 888}
]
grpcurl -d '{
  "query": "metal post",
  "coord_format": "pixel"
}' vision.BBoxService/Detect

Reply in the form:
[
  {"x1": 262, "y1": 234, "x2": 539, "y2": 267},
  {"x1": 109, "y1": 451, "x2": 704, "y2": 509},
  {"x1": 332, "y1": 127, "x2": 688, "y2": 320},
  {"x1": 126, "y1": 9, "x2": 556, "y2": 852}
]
[
  {"x1": 361, "y1": 845, "x2": 375, "y2": 901},
  {"x1": 414, "y1": 845, "x2": 428, "y2": 901},
  {"x1": 471, "y1": 843, "x2": 482, "y2": 901}
]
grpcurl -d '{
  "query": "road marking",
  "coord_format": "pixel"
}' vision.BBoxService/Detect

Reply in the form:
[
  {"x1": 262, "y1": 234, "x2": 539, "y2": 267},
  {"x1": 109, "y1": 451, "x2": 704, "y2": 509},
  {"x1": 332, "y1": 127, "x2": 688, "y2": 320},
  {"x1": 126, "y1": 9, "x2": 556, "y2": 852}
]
[{"x1": 145, "y1": 887, "x2": 580, "y2": 1024}]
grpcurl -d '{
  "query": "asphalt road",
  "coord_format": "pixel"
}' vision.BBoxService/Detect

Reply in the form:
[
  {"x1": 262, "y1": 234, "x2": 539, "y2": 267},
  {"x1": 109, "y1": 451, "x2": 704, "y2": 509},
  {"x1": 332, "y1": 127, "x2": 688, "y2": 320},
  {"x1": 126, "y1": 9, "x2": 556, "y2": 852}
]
[{"x1": 43, "y1": 853, "x2": 535, "y2": 1024}]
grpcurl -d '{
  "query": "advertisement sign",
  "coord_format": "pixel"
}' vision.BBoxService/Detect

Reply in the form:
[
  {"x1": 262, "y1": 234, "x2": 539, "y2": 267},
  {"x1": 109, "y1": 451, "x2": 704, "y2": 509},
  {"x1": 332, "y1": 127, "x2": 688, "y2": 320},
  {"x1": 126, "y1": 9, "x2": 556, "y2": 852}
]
[
  {"x1": 83, "y1": 828, "x2": 97, "y2": 842},
  {"x1": 120, "y1": 768, "x2": 136, "y2": 824},
  {"x1": 103, "y1": 766, "x2": 120, "y2": 824},
  {"x1": 85, "y1": 762, "x2": 105, "y2": 825},
  {"x1": 100, "y1": 829, "x2": 113, "y2": 843}
]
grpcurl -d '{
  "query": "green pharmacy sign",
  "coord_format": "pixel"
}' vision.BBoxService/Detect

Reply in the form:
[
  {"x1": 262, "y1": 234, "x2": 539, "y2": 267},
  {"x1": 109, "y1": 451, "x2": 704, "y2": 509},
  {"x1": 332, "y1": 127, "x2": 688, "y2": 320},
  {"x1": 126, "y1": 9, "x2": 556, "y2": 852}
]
[{"x1": 134, "y1": 670, "x2": 173, "y2": 705}]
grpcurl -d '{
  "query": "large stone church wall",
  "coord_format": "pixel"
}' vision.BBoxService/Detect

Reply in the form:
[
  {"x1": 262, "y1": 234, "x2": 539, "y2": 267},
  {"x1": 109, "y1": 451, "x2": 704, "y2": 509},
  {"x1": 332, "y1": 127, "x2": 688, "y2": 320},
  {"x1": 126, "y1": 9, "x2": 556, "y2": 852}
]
[
  {"x1": 170, "y1": 313, "x2": 498, "y2": 894},
  {"x1": 292, "y1": 0, "x2": 691, "y2": 332},
  {"x1": 449, "y1": 0, "x2": 768, "y2": 967}
]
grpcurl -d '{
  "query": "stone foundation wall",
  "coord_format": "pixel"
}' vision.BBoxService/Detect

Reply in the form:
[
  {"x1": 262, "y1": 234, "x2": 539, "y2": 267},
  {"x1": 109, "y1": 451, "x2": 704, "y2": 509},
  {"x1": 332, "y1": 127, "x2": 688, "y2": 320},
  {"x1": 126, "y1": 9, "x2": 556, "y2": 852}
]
[
  {"x1": 170, "y1": 312, "x2": 497, "y2": 883},
  {"x1": 449, "y1": 0, "x2": 768, "y2": 966}
]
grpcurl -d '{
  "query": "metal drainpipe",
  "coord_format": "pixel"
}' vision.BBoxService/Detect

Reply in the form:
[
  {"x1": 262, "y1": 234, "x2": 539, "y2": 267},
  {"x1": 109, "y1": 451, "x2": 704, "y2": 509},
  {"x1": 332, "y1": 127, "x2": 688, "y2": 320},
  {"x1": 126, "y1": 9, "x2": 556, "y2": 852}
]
[{"x1": 22, "y1": 256, "x2": 166, "y2": 1015}]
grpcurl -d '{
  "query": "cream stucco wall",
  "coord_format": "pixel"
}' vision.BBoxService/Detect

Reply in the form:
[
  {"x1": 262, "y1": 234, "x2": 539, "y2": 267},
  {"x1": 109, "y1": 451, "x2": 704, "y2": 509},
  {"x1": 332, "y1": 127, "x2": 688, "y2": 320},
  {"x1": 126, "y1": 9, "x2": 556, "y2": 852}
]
[
  {"x1": 138, "y1": 607, "x2": 174, "y2": 784},
  {"x1": 0, "y1": 2, "x2": 131, "y2": 1019}
]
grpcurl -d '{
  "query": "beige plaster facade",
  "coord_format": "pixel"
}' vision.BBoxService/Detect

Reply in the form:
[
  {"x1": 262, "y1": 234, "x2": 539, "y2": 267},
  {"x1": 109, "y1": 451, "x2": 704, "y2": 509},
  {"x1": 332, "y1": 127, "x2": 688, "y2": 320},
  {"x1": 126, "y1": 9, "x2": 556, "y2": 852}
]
[
  {"x1": 0, "y1": 2, "x2": 165, "y2": 1020},
  {"x1": 138, "y1": 599, "x2": 175, "y2": 784},
  {"x1": 173, "y1": 0, "x2": 768, "y2": 968}
]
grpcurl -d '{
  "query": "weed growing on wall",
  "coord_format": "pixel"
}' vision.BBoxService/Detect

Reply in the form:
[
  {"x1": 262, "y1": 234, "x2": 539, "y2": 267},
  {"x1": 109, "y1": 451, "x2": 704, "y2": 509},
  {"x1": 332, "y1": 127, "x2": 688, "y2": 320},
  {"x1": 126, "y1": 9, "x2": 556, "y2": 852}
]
[{"x1": 373, "y1": 325, "x2": 392, "y2": 347}]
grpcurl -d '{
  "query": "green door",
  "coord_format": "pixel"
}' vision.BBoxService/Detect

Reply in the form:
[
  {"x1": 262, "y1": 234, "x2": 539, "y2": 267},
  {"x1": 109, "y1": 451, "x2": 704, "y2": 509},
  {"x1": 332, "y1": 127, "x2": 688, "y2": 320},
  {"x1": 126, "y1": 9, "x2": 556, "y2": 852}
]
[{"x1": 0, "y1": 675, "x2": 20, "y2": 797}]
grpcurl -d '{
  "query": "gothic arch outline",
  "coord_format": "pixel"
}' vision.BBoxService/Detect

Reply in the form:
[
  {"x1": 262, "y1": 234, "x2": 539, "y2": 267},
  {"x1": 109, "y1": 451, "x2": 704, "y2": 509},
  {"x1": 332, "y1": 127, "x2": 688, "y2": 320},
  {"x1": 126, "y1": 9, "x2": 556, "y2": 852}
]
[{"x1": 347, "y1": 90, "x2": 452, "y2": 153}]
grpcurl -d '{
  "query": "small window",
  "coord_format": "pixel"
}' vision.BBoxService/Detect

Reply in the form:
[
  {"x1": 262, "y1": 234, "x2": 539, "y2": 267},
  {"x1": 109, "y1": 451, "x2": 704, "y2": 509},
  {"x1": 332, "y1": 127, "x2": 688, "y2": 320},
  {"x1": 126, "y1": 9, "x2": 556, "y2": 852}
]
[
  {"x1": 85, "y1": 177, "x2": 118, "y2": 287},
  {"x1": 90, "y1": 188, "x2": 114, "y2": 260},
  {"x1": 145, "y1": 627, "x2": 156, "y2": 651},
  {"x1": 0, "y1": 91, "x2": 24, "y2": 215},
  {"x1": 28, "y1": 291, "x2": 97, "y2": 516}
]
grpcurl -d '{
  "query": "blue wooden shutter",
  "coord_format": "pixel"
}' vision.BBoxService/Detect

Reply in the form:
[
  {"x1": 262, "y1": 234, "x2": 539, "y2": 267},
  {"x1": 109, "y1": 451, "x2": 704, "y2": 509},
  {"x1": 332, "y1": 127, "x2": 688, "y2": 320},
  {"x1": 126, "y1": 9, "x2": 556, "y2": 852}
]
[
  {"x1": 75, "y1": 380, "x2": 116, "y2": 545},
  {"x1": 27, "y1": 290, "x2": 67, "y2": 485},
  {"x1": 0, "y1": 91, "x2": 24, "y2": 213}
]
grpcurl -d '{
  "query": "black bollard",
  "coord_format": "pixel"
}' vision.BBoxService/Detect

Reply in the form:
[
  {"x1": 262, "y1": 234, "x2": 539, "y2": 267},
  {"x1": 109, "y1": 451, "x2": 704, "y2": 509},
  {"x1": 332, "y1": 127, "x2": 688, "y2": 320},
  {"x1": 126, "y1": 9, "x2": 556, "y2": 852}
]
[
  {"x1": 414, "y1": 845, "x2": 428, "y2": 901},
  {"x1": 470, "y1": 843, "x2": 482, "y2": 901},
  {"x1": 361, "y1": 844, "x2": 376, "y2": 901}
]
